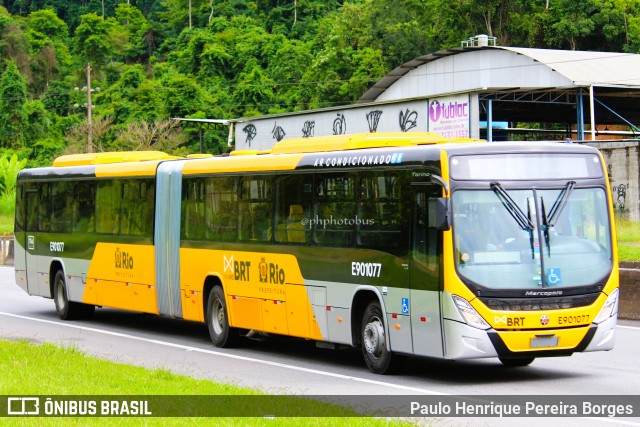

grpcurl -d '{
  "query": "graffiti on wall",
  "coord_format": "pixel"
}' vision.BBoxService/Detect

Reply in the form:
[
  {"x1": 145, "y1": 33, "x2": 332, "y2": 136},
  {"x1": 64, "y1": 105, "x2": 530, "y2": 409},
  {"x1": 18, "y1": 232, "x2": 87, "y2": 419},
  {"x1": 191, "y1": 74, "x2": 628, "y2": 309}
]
[
  {"x1": 333, "y1": 113, "x2": 347, "y2": 135},
  {"x1": 366, "y1": 110, "x2": 383, "y2": 132},
  {"x1": 399, "y1": 109, "x2": 418, "y2": 132},
  {"x1": 272, "y1": 123, "x2": 286, "y2": 142},
  {"x1": 612, "y1": 183, "x2": 629, "y2": 213},
  {"x1": 302, "y1": 121, "x2": 315, "y2": 138},
  {"x1": 243, "y1": 124, "x2": 257, "y2": 146}
]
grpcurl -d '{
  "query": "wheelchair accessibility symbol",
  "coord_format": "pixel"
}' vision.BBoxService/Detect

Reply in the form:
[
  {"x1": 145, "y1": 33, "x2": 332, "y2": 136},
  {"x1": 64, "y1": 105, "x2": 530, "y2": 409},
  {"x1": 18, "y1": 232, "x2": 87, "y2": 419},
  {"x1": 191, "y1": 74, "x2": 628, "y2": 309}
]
[
  {"x1": 546, "y1": 268, "x2": 562, "y2": 286},
  {"x1": 401, "y1": 298, "x2": 410, "y2": 314}
]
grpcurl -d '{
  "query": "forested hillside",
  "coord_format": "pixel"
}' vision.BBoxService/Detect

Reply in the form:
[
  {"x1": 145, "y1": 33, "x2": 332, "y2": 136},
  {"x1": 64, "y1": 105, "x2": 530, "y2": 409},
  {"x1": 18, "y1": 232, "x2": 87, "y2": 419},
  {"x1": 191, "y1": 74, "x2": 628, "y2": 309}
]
[{"x1": 1, "y1": 0, "x2": 640, "y2": 164}]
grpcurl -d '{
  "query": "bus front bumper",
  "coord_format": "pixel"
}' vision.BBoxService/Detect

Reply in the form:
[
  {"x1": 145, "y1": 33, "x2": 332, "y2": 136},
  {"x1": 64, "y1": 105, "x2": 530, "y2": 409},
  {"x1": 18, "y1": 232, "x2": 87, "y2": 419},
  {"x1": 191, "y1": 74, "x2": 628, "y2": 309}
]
[{"x1": 443, "y1": 316, "x2": 617, "y2": 360}]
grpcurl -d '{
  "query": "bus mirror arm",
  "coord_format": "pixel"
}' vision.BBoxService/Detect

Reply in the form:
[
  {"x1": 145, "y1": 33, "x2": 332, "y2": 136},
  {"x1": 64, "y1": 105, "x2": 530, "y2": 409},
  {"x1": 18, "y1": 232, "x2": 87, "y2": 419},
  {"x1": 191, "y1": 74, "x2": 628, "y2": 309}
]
[
  {"x1": 435, "y1": 198, "x2": 451, "y2": 231},
  {"x1": 411, "y1": 173, "x2": 450, "y2": 197},
  {"x1": 429, "y1": 174, "x2": 449, "y2": 197}
]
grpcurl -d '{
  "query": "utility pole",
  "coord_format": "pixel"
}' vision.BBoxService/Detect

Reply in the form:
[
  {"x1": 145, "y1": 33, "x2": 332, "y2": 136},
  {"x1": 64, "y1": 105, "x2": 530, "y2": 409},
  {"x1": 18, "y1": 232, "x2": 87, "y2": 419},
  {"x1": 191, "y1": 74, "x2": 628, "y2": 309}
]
[{"x1": 87, "y1": 63, "x2": 93, "y2": 153}]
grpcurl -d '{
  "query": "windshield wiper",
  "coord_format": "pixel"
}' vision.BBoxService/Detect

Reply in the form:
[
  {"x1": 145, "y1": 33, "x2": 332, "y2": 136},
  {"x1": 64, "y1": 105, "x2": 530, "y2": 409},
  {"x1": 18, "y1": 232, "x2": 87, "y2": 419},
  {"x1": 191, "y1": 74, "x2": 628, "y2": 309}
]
[
  {"x1": 541, "y1": 181, "x2": 576, "y2": 256},
  {"x1": 546, "y1": 181, "x2": 576, "y2": 228},
  {"x1": 490, "y1": 182, "x2": 534, "y2": 231}
]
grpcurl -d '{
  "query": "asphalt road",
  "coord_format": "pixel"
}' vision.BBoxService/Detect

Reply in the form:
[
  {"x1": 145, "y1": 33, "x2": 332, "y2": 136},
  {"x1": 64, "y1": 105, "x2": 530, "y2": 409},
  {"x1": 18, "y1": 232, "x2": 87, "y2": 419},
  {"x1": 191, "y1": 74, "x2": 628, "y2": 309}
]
[{"x1": 1, "y1": 266, "x2": 639, "y2": 426}]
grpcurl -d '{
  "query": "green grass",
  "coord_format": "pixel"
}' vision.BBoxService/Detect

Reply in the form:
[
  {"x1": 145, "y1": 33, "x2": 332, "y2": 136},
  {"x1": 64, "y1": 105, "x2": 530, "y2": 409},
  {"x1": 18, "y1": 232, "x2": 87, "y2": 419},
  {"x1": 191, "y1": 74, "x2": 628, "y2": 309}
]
[
  {"x1": 0, "y1": 340, "x2": 413, "y2": 426},
  {"x1": 618, "y1": 243, "x2": 640, "y2": 262},
  {"x1": 616, "y1": 218, "x2": 640, "y2": 244},
  {"x1": 0, "y1": 214, "x2": 12, "y2": 235},
  {"x1": 614, "y1": 218, "x2": 640, "y2": 262}
]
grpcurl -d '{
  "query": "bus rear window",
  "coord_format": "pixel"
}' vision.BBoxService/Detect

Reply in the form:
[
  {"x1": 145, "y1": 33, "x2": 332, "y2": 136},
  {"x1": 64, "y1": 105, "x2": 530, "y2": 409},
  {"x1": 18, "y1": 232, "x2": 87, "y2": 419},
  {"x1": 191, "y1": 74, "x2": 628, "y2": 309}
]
[{"x1": 450, "y1": 154, "x2": 603, "y2": 180}]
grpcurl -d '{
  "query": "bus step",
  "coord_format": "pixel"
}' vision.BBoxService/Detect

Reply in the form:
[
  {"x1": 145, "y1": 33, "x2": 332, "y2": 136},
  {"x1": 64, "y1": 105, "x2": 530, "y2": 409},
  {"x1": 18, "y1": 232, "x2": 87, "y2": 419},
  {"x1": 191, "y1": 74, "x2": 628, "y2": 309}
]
[{"x1": 316, "y1": 341, "x2": 336, "y2": 350}]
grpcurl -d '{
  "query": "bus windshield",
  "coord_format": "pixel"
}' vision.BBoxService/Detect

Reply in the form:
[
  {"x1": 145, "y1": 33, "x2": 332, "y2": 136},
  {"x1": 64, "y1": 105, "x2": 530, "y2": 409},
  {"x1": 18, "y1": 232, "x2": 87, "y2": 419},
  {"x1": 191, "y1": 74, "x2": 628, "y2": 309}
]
[{"x1": 452, "y1": 186, "x2": 612, "y2": 290}]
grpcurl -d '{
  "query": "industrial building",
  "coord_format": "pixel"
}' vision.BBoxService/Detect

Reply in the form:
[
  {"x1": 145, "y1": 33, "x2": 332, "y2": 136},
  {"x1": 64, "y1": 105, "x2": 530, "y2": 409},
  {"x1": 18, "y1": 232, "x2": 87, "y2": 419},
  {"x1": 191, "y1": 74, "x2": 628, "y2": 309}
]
[{"x1": 179, "y1": 36, "x2": 640, "y2": 218}]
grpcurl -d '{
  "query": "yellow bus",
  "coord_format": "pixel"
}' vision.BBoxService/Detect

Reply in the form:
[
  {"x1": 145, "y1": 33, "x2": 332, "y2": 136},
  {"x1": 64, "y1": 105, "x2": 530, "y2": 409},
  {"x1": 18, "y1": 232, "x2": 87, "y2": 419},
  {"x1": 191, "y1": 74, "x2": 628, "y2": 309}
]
[{"x1": 14, "y1": 133, "x2": 619, "y2": 374}]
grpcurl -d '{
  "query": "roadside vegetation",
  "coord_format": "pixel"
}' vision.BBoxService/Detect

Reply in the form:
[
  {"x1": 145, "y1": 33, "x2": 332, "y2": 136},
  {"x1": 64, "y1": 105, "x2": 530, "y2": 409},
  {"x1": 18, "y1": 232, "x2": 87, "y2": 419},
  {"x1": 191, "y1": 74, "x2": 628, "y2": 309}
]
[
  {"x1": 0, "y1": 154, "x2": 27, "y2": 235},
  {"x1": 2, "y1": 0, "x2": 640, "y2": 167},
  {"x1": 616, "y1": 218, "x2": 640, "y2": 262},
  {"x1": 0, "y1": 339, "x2": 412, "y2": 426}
]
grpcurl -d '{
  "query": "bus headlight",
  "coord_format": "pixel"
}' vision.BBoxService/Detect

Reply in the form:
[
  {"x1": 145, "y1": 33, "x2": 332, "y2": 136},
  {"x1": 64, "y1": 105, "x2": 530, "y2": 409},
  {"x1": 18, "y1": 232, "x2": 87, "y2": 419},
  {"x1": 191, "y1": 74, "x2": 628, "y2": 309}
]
[
  {"x1": 452, "y1": 295, "x2": 490, "y2": 330},
  {"x1": 593, "y1": 288, "x2": 619, "y2": 324}
]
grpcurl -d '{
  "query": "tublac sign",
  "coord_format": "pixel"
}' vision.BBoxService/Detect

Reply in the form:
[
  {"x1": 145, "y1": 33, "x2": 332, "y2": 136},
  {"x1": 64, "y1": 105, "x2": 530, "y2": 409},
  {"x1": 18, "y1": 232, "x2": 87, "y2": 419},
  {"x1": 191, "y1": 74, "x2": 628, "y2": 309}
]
[{"x1": 428, "y1": 94, "x2": 470, "y2": 138}]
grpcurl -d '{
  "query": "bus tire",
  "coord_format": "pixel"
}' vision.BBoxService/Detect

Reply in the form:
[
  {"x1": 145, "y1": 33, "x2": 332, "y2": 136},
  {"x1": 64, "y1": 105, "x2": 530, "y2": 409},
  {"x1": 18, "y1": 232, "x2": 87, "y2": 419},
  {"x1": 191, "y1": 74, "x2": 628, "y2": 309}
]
[
  {"x1": 361, "y1": 300, "x2": 396, "y2": 374},
  {"x1": 206, "y1": 285, "x2": 240, "y2": 348},
  {"x1": 53, "y1": 270, "x2": 88, "y2": 320},
  {"x1": 499, "y1": 357, "x2": 535, "y2": 367}
]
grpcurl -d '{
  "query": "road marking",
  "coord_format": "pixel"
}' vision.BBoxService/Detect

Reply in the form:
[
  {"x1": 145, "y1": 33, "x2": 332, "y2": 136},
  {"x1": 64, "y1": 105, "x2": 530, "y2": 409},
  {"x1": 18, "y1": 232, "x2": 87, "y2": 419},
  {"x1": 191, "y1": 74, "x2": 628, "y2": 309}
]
[
  {"x1": 584, "y1": 418, "x2": 640, "y2": 426},
  {"x1": 0, "y1": 311, "x2": 448, "y2": 395},
  {"x1": 617, "y1": 325, "x2": 640, "y2": 331},
  {"x1": 2, "y1": 310, "x2": 640, "y2": 427}
]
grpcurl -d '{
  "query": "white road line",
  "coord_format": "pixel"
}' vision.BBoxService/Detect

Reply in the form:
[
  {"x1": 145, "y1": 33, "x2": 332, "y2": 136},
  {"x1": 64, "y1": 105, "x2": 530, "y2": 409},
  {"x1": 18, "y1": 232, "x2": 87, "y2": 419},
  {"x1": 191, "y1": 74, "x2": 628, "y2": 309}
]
[
  {"x1": 583, "y1": 418, "x2": 640, "y2": 426},
  {"x1": 2, "y1": 311, "x2": 640, "y2": 427},
  {"x1": 617, "y1": 325, "x2": 640, "y2": 331},
  {"x1": 0, "y1": 311, "x2": 448, "y2": 395}
]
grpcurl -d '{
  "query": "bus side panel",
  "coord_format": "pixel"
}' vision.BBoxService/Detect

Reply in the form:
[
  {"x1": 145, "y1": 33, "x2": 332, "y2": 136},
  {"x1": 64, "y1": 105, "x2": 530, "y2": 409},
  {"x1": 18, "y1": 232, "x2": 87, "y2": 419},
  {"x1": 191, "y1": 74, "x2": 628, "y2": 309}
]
[
  {"x1": 85, "y1": 242, "x2": 157, "y2": 313},
  {"x1": 93, "y1": 280, "x2": 158, "y2": 313},
  {"x1": 410, "y1": 289, "x2": 444, "y2": 357},
  {"x1": 13, "y1": 232, "x2": 27, "y2": 293},
  {"x1": 179, "y1": 248, "x2": 323, "y2": 340}
]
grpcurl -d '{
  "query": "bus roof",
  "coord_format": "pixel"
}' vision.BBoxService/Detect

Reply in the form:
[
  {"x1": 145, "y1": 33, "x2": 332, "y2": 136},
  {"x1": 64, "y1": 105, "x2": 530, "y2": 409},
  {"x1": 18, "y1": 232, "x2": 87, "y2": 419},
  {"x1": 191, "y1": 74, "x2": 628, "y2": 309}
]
[
  {"x1": 268, "y1": 132, "x2": 479, "y2": 155},
  {"x1": 53, "y1": 151, "x2": 174, "y2": 167}
]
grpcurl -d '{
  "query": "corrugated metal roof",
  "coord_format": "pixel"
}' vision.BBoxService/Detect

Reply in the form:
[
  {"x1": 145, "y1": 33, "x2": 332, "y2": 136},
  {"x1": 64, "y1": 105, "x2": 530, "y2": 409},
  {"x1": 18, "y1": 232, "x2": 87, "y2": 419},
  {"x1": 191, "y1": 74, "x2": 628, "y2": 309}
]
[
  {"x1": 358, "y1": 46, "x2": 640, "y2": 103},
  {"x1": 503, "y1": 47, "x2": 640, "y2": 86}
]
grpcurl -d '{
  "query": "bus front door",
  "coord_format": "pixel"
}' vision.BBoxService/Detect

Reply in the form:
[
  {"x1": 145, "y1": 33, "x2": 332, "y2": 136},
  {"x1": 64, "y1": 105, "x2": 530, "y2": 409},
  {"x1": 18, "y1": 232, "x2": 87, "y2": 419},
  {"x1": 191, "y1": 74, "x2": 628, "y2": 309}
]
[
  {"x1": 24, "y1": 189, "x2": 40, "y2": 296},
  {"x1": 409, "y1": 191, "x2": 444, "y2": 358}
]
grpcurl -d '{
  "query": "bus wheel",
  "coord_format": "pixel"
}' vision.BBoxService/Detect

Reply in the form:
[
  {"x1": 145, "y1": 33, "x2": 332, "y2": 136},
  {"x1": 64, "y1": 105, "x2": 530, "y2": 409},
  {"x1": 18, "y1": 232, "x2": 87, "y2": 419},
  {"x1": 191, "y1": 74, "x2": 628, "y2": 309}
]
[
  {"x1": 53, "y1": 270, "x2": 92, "y2": 320},
  {"x1": 361, "y1": 301, "x2": 395, "y2": 374},
  {"x1": 499, "y1": 357, "x2": 535, "y2": 367},
  {"x1": 206, "y1": 286, "x2": 240, "y2": 348}
]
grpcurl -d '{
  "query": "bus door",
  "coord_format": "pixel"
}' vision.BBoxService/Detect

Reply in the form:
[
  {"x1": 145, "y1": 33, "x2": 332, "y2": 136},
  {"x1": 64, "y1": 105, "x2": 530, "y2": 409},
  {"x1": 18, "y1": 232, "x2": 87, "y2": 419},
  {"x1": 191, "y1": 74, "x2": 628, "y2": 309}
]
[
  {"x1": 409, "y1": 190, "x2": 444, "y2": 358},
  {"x1": 24, "y1": 187, "x2": 40, "y2": 296}
]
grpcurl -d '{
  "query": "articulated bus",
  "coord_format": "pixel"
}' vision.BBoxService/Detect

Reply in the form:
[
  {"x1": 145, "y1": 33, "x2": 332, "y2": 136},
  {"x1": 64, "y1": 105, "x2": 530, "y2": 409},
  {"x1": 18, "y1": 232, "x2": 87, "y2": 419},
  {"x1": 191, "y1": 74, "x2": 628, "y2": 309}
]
[{"x1": 14, "y1": 133, "x2": 619, "y2": 374}]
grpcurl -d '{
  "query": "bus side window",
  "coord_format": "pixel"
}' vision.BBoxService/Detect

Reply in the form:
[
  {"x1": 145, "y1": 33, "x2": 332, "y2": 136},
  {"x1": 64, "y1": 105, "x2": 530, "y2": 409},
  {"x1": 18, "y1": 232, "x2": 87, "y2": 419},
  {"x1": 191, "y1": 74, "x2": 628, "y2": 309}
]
[
  {"x1": 51, "y1": 181, "x2": 73, "y2": 233},
  {"x1": 275, "y1": 174, "x2": 312, "y2": 244},
  {"x1": 238, "y1": 176, "x2": 273, "y2": 242},
  {"x1": 38, "y1": 183, "x2": 51, "y2": 232},
  {"x1": 204, "y1": 177, "x2": 238, "y2": 243},
  {"x1": 72, "y1": 181, "x2": 95, "y2": 233},
  {"x1": 15, "y1": 184, "x2": 24, "y2": 232},
  {"x1": 96, "y1": 180, "x2": 121, "y2": 235},
  {"x1": 313, "y1": 173, "x2": 355, "y2": 247},
  {"x1": 25, "y1": 184, "x2": 38, "y2": 232},
  {"x1": 121, "y1": 179, "x2": 153, "y2": 237},
  {"x1": 356, "y1": 171, "x2": 407, "y2": 255},
  {"x1": 181, "y1": 178, "x2": 205, "y2": 240}
]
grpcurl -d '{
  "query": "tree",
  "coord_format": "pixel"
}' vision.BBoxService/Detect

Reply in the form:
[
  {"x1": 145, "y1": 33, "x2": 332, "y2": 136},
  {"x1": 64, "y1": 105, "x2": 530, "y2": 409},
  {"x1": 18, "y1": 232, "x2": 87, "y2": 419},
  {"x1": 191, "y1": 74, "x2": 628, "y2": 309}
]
[
  {"x1": 64, "y1": 115, "x2": 113, "y2": 153},
  {"x1": 546, "y1": 0, "x2": 599, "y2": 50},
  {"x1": 0, "y1": 153, "x2": 27, "y2": 197},
  {"x1": 0, "y1": 60, "x2": 28, "y2": 148},
  {"x1": 0, "y1": 153, "x2": 27, "y2": 217},
  {"x1": 114, "y1": 118, "x2": 187, "y2": 152},
  {"x1": 27, "y1": 9, "x2": 72, "y2": 96},
  {"x1": 234, "y1": 59, "x2": 275, "y2": 114},
  {"x1": 114, "y1": 3, "x2": 151, "y2": 63},
  {"x1": 73, "y1": 13, "x2": 116, "y2": 67},
  {"x1": 162, "y1": 74, "x2": 206, "y2": 117}
]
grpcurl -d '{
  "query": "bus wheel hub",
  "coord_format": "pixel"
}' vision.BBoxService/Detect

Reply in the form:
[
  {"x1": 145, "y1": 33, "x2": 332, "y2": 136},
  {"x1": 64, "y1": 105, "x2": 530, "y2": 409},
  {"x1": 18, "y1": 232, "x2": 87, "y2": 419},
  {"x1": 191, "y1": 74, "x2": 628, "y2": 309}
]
[{"x1": 363, "y1": 321, "x2": 384, "y2": 356}]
